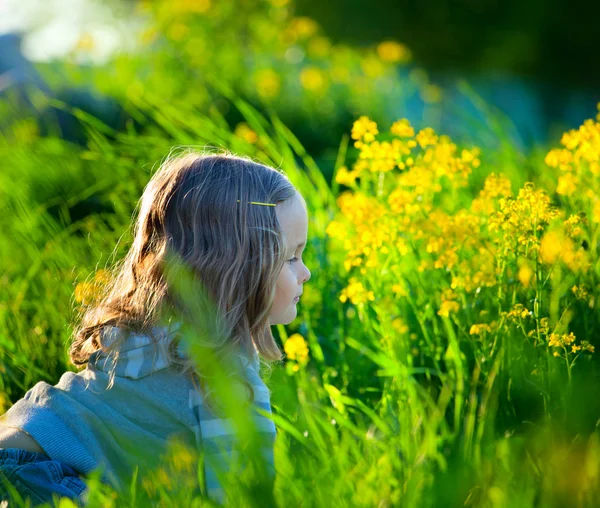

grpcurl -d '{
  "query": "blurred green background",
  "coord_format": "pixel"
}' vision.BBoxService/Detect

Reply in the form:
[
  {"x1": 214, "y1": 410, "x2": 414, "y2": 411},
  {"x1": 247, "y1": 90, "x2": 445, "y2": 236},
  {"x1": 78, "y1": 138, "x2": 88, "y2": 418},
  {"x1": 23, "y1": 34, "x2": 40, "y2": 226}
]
[{"x1": 2, "y1": 0, "x2": 598, "y2": 168}]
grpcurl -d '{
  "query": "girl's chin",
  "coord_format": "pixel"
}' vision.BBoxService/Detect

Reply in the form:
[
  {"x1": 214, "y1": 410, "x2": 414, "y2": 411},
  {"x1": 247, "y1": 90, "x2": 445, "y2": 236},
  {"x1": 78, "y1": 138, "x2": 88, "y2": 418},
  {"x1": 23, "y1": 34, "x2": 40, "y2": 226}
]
[{"x1": 268, "y1": 310, "x2": 297, "y2": 326}]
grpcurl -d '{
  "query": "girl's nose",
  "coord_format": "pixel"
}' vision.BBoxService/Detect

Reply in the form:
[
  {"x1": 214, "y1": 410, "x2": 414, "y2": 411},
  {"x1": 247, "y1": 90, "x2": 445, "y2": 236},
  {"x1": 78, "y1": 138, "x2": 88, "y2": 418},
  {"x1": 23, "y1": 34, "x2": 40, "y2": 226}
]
[{"x1": 303, "y1": 267, "x2": 311, "y2": 283}]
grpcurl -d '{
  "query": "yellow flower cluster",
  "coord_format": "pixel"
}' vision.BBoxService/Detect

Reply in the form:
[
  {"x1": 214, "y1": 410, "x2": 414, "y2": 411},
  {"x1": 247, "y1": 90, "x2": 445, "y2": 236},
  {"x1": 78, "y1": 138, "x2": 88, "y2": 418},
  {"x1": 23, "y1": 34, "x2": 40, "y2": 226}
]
[
  {"x1": 284, "y1": 334, "x2": 309, "y2": 372},
  {"x1": 539, "y1": 229, "x2": 590, "y2": 272},
  {"x1": 517, "y1": 258, "x2": 535, "y2": 287},
  {"x1": 571, "y1": 285, "x2": 589, "y2": 301},
  {"x1": 377, "y1": 41, "x2": 411, "y2": 64},
  {"x1": 286, "y1": 16, "x2": 319, "y2": 40},
  {"x1": 349, "y1": 117, "x2": 481, "y2": 186},
  {"x1": 358, "y1": 138, "x2": 416, "y2": 173},
  {"x1": 563, "y1": 213, "x2": 586, "y2": 237},
  {"x1": 351, "y1": 116, "x2": 379, "y2": 146},
  {"x1": 438, "y1": 289, "x2": 460, "y2": 318},
  {"x1": 391, "y1": 317, "x2": 409, "y2": 334},
  {"x1": 548, "y1": 332, "x2": 595, "y2": 356},
  {"x1": 488, "y1": 182, "x2": 562, "y2": 259},
  {"x1": 545, "y1": 104, "x2": 600, "y2": 197},
  {"x1": 300, "y1": 66, "x2": 327, "y2": 93},
  {"x1": 255, "y1": 68, "x2": 281, "y2": 99},
  {"x1": 545, "y1": 103, "x2": 600, "y2": 245},
  {"x1": 390, "y1": 118, "x2": 415, "y2": 138},
  {"x1": 335, "y1": 165, "x2": 361, "y2": 187},
  {"x1": 502, "y1": 303, "x2": 532, "y2": 322},
  {"x1": 471, "y1": 173, "x2": 513, "y2": 215},
  {"x1": 234, "y1": 122, "x2": 258, "y2": 144},
  {"x1": 331, "y1": 193, "x2": 393, "y2": 272},
  {"x1": 469, "y1": 323, "x2": 495, "y2": 336},
  {"x1": 339, "y1": 278, "x2": 375, "y2": 305},
  {"x1": 330, "y1": 117, "x2": 486, "y2": 284},
  {"x1": 329, "y1": 108, "x2": 598, "y2": 369}
]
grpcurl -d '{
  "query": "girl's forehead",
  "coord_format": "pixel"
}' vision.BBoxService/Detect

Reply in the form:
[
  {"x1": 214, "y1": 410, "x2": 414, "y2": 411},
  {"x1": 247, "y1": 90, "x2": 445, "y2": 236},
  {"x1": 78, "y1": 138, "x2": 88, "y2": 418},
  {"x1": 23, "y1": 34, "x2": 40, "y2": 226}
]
[{"x1": 276, "y1": 195, "x2": 308, "y2": 239}]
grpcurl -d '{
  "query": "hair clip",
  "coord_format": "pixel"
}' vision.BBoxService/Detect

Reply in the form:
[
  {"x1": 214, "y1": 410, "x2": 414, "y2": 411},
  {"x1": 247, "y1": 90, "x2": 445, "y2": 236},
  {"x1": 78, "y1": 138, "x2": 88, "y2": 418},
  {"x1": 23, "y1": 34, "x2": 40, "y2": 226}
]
[{"x1": 236, "y1": 200, "x2": 276, "y2": 207}]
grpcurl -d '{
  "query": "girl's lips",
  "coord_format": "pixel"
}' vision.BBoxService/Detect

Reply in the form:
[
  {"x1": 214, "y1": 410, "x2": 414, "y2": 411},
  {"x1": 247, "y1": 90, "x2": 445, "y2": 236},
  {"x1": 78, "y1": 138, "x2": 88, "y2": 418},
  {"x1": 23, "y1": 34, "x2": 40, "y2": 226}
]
[{"x1": 293, "y1": 296, "x2": 300, "y2": 302}]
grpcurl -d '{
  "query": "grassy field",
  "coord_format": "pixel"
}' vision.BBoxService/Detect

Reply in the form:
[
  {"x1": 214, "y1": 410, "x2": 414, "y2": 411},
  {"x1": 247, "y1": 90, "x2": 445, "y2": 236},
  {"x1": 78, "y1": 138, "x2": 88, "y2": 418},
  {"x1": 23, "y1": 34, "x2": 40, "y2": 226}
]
[{"x1": 1, "y1": 2, "x2": 600, "y2": 506}]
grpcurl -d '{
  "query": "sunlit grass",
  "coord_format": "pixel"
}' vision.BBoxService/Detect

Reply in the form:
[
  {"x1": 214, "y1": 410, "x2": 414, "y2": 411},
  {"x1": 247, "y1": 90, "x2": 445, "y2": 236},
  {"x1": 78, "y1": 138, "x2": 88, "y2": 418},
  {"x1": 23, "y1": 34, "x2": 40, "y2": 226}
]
[{"x1": 1, "y1": 76, "x2": 599, "y2": 507}]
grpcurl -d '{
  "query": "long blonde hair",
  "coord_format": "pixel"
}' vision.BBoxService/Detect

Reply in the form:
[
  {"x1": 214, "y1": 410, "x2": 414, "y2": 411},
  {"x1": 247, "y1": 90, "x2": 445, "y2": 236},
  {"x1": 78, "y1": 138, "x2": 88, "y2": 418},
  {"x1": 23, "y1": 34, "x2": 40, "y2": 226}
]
[{"x1": 69, "y1": 149, "x2": 297, "y2": 384}]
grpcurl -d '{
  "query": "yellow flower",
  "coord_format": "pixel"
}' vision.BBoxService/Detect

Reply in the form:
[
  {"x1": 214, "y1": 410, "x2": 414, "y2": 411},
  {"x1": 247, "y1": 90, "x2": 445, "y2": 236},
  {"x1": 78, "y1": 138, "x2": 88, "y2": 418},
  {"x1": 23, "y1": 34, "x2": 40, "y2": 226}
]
[
  {"x1": 438, "y1": 300, "x2": 460, "y2": 317},
  {"x1": 234, "y1": 122, "x2": 258, "y2": 144},
  {"x1": 505, "y1": 304, "x2": 532, "y2": 321},
  {"x1": 255, "y1": 69, "x2": 281, "y2": 99},
  {"x1": 518, "y1": 261, "x2": 534, "y2": 288},
  {"x1": 563, "y1": 213, "x2": 586, "y2": 236},
  {"x1": 556, "y1": 173, "x2": 578, "y2": 196},
  {"x1": 392, "y1": 318, "x2": 409, "y2": 334},
  {"x1": 538, "y1": 230, "x2": 588, "y2": 272},
  {"x1": 391, "y1": 283, "x2": 408, "y2": 297},
  {"x1": 390, "y1": 118, "x2": 415, "y2": 138},
  {"x1": 547, "y1": 331, "x2": 594, "y2": 355},
  {"x1": 539, "y1": 231, "x2": 563, "y2": 264},
  {"x1": 335, "y1": 165, "x2": 360, "y2": 186},
  {"x1": 300, "y1": 66, "x2": 326, "y2": 93},
  {"x1": 325, "y1": 220, "x2": 348, "y2": 241},
  {"x1": 284, "y1": 334, "x2": 309, "y2": 363},
  {"x1": 376, "y1": 41, "x2": 411, "y2": 63},
  {"x1": 469, "y1": 324, "x2": 492, "y2": 335},
  {"x1": 339, "y1": 278, "x2": 375, "y2": 305},
  {"x1": 545, "y1": 148, "x2": 572, "y2": 170},
  {"x1": 415, "y1": 127, "x2": 438, "y2": 148},
  {"x1": 571, "y1": 285, "x2": 589, "y2": 300},
  {"x1": 351, "y1": 116, "x2": 379, "y2": 143},
  {"x1": 360, "y1": 55, "x2": 385, "y2": 78},
  {"x1": 164, "y1": 437, "x2": 197, "y2": 474},
  {"x1": 548, "y1": 333, "x2": 561, "y2": 347},
  {"x1": 288, "y1": 17, "x2": 319, "y2": 39},
  {"x1": 471, "y1": 173, "x2": 512, "y2": 214},
  {"x1": 150, "y1": 466, "x2": 173, "y2": 490}
]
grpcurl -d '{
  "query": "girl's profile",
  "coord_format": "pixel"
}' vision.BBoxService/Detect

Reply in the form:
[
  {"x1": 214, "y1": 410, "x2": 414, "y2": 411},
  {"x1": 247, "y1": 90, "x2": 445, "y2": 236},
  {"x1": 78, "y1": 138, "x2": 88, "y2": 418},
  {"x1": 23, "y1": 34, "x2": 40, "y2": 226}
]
[{"x1": 0, "y1": 150, "x2": 311, "y2": 506}]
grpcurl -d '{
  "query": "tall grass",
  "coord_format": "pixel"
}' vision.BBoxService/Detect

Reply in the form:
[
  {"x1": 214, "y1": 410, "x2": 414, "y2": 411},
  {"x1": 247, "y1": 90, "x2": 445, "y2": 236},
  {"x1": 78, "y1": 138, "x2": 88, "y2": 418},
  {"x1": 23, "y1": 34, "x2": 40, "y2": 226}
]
[{"x1": 1, "y1": 85, "x2": 599, "y2": 507}]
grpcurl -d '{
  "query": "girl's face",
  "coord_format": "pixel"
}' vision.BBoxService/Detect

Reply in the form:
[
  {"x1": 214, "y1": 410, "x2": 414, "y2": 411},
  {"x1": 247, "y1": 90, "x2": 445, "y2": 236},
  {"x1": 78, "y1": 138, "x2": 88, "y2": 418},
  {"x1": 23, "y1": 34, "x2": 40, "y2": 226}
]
[{"x1": 269, "y1": 193, "x2": 311, "y2": 325}]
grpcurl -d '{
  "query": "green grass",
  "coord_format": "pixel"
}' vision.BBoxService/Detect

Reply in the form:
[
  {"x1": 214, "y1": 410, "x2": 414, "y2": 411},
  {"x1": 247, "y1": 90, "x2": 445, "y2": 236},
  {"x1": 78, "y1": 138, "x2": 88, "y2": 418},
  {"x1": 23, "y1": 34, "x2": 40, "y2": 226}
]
[{"x1": 1, "y1": 77, "x2": 599, "y2": 508}]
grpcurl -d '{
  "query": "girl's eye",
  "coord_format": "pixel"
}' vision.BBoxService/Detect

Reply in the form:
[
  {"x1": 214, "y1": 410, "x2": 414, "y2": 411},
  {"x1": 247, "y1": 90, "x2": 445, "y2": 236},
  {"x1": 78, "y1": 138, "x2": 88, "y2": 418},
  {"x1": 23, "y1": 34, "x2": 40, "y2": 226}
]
[{"x1": 288, "y1": 257, "x2": 298, "y2": 265}]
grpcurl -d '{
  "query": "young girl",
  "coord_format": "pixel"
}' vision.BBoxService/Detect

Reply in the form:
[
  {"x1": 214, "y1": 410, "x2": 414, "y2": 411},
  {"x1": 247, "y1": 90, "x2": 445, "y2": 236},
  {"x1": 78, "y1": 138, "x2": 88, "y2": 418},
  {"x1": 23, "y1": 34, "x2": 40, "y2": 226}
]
[{"x1": 0, "y1": 150, "x2": 311, "y2": 506}]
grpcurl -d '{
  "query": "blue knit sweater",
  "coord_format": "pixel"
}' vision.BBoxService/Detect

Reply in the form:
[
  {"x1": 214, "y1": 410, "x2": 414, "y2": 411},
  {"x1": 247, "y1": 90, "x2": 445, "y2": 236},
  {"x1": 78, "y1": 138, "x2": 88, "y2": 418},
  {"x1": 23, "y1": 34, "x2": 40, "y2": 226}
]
[{"x1": 0, "y1": 324, "x2": 277, "y2": 503}]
